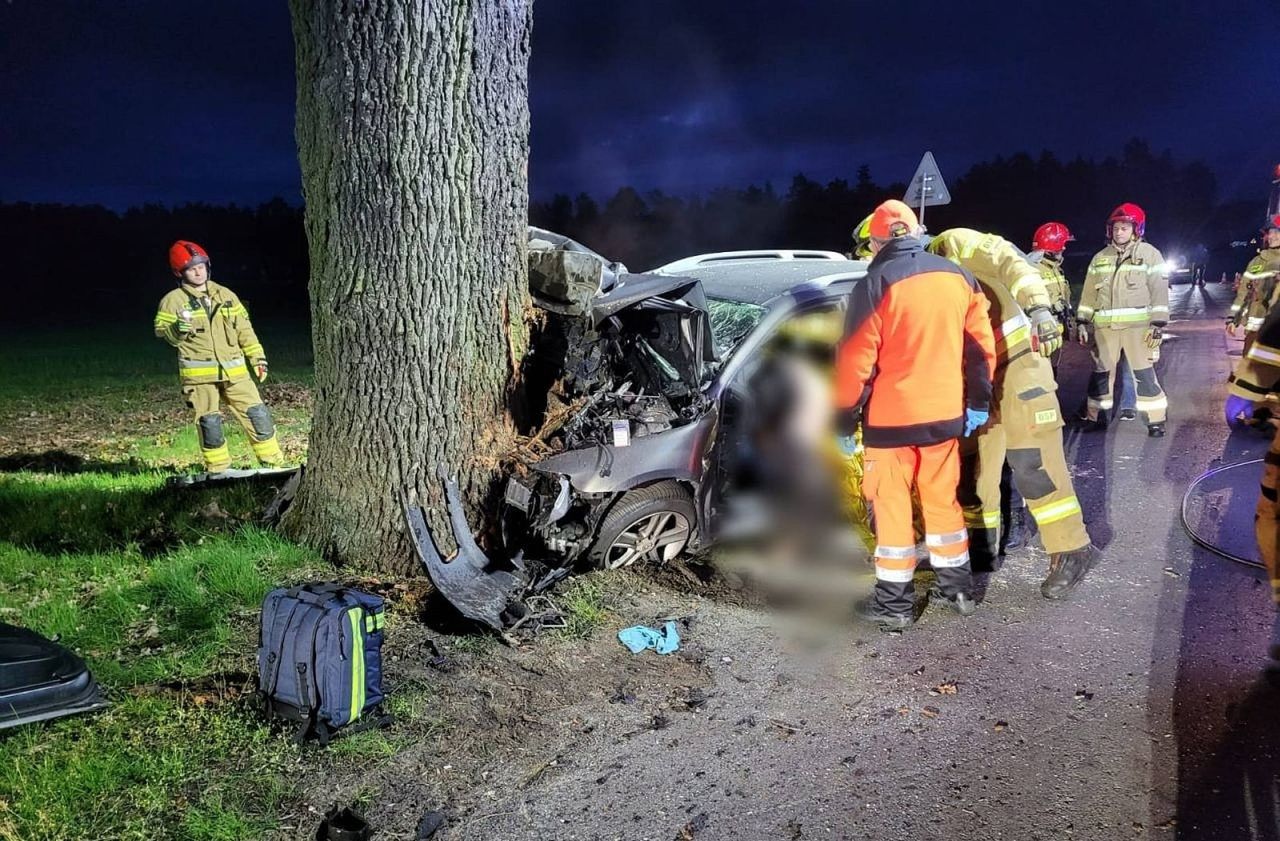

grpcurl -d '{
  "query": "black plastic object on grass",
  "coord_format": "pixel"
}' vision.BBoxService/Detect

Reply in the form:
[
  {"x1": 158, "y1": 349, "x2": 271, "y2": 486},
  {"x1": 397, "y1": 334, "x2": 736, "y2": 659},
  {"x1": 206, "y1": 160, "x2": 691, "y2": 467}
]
[
  {"x1": 316, "y1": 805, "x2": 371, "y2": 841},
  {"x1": 0, "y1": 623, "x2": 107, "y2": 729},
  {"x1": 405, "y1": 468, "x2": 528, "y2": 631}
]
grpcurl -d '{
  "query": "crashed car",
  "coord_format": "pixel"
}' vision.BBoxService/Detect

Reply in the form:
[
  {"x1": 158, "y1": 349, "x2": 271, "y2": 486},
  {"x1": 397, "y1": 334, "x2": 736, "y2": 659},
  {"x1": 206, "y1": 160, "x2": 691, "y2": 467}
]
[{"x1": 408, "y1": 231, "x2": 869, "y2": 629}]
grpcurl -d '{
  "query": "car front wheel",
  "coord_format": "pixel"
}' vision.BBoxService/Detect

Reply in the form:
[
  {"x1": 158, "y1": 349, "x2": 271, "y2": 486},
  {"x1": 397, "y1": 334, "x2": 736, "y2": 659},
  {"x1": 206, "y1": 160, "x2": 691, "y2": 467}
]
[{"x1": 588, "y1": 482, "x2": 696, "y2": 570}]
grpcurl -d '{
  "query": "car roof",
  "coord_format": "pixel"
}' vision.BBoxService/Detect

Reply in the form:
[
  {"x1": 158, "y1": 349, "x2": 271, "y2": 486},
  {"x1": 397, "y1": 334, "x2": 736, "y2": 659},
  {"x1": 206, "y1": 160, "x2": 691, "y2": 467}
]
[{"x1": 651, "y1": 251, "x2": 868, "y2": 306}]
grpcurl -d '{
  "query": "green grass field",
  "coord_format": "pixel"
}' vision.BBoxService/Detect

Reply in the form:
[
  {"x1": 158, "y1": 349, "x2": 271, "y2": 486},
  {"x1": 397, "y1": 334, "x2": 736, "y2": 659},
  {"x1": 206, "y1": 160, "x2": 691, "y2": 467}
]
[
  {"x1": 0, "y1": 321, "x2": 326, "y2": 840},
  {"x1": 0, "y1": 321, "x2": 634, "y2": 840}
]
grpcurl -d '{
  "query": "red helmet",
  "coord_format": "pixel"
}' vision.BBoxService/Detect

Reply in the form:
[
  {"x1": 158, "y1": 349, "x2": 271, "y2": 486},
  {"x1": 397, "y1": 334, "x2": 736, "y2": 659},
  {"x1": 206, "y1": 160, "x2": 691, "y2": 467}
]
[
  {"x1": 1032, "y1": 222, "x2": 1074, "y2": 253},
  {"x1": 169, "y1": 240, "x2": 210, "y2": 277},
  {"x1": 1107, "y1": 203, "x2": 1146, "y2": 240},
  {"x1": 1263, "y1": 215, "x2": 1280, "y2": 234}
]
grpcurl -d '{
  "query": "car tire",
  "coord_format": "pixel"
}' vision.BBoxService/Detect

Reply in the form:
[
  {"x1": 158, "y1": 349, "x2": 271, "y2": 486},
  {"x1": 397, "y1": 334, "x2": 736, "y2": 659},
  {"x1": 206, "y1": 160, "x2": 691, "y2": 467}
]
[{"x1": 588, "y1": 482, "x2": 697, "y2": 571}]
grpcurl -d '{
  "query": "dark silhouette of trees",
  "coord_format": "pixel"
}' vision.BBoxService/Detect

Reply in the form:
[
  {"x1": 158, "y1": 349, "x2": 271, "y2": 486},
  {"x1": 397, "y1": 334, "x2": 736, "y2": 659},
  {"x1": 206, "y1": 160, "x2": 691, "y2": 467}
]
[{"x1": 2, "y1": 139, "x2": 1268, "y2": 329}]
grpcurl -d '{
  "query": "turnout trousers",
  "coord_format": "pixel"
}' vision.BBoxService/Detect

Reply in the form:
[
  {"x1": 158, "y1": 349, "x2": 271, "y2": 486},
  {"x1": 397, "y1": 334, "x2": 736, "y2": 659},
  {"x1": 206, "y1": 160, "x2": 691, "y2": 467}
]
[
  {"x1": 960, "y1": 355, "x2": 1090, "y2": 567},
  {"x1": 182, "y1": 378, "x2": 282, "y2": 472},
  {"x1": 862, "y1": 440, "x2": 971, "y2": 615},
  {"x1": 1257, "y1": 426, "x2": 1280, "y2": 605},
  {"x1": 1087, "y1": 326, "x2": 1168, "y2": 424}
]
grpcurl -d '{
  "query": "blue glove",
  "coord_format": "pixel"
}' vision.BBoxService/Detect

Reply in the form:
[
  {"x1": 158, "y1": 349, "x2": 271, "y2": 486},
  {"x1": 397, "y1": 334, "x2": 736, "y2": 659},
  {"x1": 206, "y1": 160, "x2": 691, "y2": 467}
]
[
  {"x1": 964, "y1": 408, "x2": 989, "y2": 437},
  {"x1": 1225, "y1": 394, "x2": 1255, "y2": 426},
  {"x1": 836, "y1": 435, "x2": 860, "y2": 456}
]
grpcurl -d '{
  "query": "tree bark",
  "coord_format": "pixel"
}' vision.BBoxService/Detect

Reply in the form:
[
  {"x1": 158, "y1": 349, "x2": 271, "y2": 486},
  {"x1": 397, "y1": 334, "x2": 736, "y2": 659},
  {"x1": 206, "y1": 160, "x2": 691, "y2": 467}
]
[{"x1": 283, "y1": 0, "x2": 533, "y2": 574}]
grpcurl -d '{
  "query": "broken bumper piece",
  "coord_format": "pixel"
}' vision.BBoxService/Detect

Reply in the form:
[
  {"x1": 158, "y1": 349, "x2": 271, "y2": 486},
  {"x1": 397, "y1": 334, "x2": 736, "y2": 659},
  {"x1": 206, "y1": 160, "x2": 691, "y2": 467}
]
[{"x1": 405, "y1": 472, "x2": 529, "y2": 632}]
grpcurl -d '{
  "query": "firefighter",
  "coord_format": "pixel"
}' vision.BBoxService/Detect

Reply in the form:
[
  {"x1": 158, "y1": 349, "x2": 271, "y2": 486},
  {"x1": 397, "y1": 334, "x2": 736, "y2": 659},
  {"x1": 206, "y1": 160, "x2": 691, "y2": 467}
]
[
  {"x1": 153, "y1": 240, "x2": 282, "y2": 473},
  {"x1": 1027, "y1": 222, "x2": 1075, "y2": 372},
  {"x1": 836, "y1": 201, "x2": 997, "y2": 629},
  {"x1": 1226, "y1": 215, "x2": 1280, "y2": 356},
  {"x1": 923, "y1": 228, "x2": 1102, "y2": 599},
  {"x1": 1226, "y1": 218, "x2": 1280, "y2": 424},
  {"x1": 1076, "y1": 203, "x2": 1169, "y2": 437}
]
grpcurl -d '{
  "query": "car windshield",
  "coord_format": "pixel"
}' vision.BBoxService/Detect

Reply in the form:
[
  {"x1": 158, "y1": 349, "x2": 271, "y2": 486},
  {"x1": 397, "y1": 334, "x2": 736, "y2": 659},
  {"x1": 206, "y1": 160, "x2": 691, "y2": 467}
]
[{"x1": 707, "y1": 297, "x2": 767, "y2": 356}]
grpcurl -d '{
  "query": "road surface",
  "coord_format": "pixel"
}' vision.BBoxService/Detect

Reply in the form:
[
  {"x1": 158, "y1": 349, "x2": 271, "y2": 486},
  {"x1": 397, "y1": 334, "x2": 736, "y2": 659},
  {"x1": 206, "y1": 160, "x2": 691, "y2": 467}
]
[{"x1": 458, "y1": 281, "x2": 1280, "y2": 841}]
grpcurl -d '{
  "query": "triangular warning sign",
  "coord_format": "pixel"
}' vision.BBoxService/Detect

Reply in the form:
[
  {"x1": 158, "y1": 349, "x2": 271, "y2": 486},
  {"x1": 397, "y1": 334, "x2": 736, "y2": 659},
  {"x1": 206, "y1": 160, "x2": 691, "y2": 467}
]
[{"x1": 904, "y1": 151, "x2": 951, "y2": 208}]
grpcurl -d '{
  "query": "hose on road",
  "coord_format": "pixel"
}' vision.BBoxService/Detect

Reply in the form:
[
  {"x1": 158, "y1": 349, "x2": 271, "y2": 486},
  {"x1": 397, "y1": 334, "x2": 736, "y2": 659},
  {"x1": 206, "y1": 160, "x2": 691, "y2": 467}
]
[{"x1": 1180, "y1": 458, "x2": 1265, "y2": 569}]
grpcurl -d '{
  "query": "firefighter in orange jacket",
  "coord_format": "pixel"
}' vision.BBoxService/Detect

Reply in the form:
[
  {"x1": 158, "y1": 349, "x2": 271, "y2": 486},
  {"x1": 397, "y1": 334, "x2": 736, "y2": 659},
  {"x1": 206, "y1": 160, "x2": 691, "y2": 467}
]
[{"x1": 835, "y1": 201, "x2": 997, "y2": 629}]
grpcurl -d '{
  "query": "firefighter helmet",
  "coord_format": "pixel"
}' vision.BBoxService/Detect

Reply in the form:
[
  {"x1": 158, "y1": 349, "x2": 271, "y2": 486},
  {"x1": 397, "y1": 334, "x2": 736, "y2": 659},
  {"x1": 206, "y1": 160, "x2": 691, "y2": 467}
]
[
  {"x1": 1033, "y1": 222, "x2": 1074, "y2": 253},
  {"x1": 1107, "y1": 203, "x2": 1146, "y2": 240},
  {"x1": 852, "y1": 214, "x2": 874, "y2": 259},
  {"x1": 869, "y1": 200, "x2": 919, "y2": 240},
  {"x1": 169, "y1": 240, "x2": 210, "y2": 277},
  {"x1": 1263, "y1": 215, "x2": 1280, "y2": 234}
]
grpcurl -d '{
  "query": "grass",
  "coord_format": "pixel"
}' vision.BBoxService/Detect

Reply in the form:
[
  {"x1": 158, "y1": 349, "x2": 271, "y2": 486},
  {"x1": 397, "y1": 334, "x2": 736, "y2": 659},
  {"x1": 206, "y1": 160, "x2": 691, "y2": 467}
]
[
  {"x1": 559, "y1": 574, "x2": 613, "y2": 639},
  {"x1": 0, "y1": 324, "x2": 325, "y2": 840}
]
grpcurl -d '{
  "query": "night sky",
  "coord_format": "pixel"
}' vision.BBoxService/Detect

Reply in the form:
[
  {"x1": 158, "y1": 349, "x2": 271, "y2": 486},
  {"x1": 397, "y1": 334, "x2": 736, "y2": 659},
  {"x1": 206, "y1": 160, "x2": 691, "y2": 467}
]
[{"x1": 2, "y1": 1, "x2": 1277, "y2": 209}]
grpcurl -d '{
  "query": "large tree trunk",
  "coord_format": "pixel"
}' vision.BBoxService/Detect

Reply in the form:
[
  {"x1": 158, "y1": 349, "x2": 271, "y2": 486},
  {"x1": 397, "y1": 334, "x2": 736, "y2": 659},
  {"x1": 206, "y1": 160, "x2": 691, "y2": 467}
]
[{"x1": 283, "y1": 1, "x2": 534, "y2": 573}]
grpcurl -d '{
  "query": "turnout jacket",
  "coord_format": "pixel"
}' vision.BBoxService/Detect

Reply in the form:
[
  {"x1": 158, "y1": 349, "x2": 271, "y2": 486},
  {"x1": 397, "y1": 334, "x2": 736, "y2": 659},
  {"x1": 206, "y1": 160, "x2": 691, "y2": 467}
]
[
  {"x1": 835, "y1": 236, "x2": 997, "y2": 448},
  {"x1": 926, "y1": 228, "x2": 1052, "y2": 370},
  {"x1": 1028, "y1": 250, "x2": 1071, "y2": 314},
  {"x1": 1228, "y1": 247, "x2": 1280, "y2": 331},
  {"x1": 1077, "y1": 240, "x2": 1168, "y2": 329},
  {"x1": 153, "y1": 280, "x2": 265, "y2": 385}
]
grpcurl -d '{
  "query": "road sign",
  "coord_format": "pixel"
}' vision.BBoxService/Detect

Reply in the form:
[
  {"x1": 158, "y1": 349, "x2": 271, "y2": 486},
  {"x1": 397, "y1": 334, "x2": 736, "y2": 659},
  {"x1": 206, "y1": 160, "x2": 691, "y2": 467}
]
[{"x1": 904, "y1": 151, "x2": 950, "y2": 226}]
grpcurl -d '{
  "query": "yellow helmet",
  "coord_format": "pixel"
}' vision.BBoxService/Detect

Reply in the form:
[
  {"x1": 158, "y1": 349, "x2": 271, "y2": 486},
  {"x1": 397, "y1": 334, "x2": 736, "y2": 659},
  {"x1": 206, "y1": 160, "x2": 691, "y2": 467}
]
[{"x1": 851, "y1": 213, "x2": 875, "y2": 260}]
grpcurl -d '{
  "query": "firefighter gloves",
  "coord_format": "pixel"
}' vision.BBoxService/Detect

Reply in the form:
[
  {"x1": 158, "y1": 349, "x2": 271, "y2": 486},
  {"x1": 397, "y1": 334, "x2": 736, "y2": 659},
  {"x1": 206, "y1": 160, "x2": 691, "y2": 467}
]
[
  {"x1": 1144, "y1": 325, "x2": 1164, "y2": 349},
  {"x1": 1029, "y1": 306, "x2": 1063, "y2": 357}
]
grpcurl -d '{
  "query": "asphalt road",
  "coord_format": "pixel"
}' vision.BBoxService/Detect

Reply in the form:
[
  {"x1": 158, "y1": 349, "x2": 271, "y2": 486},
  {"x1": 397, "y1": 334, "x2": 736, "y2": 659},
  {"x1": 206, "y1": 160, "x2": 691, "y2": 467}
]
[{"x1": 470, "y1": 281, "x2": 1280, "y2": 841}]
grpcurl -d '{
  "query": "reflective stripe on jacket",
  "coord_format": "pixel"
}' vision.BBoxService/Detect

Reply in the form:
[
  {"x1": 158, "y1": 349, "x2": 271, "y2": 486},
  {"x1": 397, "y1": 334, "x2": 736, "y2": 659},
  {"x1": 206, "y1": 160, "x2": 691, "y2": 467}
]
[
  {"x1": 1076, "y1": 240, "x2": 1168, "y2": 328},
  {"x1": 1028, "y1": 250, "x2": 1071, "y2": 312},
  {"x1": 927, "y1": 228, "x2": 1049, "y2": 367},
  {"x1": 835, "y1": 236, "x2": 996, "y2": 448},
  {"x1": 154, "y1": 280, "x2": 265, "y2": 385},
  {"x1": 1229, "y1": 248, "x2": 1280, "y2": 321}
]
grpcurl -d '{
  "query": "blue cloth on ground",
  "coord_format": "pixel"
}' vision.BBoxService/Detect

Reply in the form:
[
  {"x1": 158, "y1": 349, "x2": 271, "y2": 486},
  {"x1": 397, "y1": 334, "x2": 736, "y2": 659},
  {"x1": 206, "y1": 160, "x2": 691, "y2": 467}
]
[{"x1": 618, "y1": 621, "x2": 681, "y2": 655}]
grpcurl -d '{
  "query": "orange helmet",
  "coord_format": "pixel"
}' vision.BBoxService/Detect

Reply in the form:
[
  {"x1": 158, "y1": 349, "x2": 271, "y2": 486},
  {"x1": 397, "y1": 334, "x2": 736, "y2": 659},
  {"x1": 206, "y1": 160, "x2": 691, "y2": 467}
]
[
  {"x1": 1032, "y1": 222, "x2": 1073, "y2": 253},
  {"x1": 868, "y1": 200, "x2": 919, "y2": 240},
  {"x1": 169, "y1": 240, "x2": 210, "y2": 277},
  {"x1": 1107, "y1": 203, "x2": 1146, "y2": 240}
]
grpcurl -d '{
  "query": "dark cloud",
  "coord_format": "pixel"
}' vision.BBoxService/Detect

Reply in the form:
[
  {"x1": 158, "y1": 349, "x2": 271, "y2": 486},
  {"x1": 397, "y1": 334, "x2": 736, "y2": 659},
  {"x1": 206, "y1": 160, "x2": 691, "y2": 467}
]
[{"x1": 1, "y1": 1, "x2": 1277, "y2": 208}]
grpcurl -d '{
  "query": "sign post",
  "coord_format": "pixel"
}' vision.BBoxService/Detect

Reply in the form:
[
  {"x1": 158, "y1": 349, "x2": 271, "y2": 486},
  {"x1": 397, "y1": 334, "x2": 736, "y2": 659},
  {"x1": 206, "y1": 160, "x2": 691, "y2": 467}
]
[{"x1": 904, "y1": 151, "x2": 951, "y2": 228}]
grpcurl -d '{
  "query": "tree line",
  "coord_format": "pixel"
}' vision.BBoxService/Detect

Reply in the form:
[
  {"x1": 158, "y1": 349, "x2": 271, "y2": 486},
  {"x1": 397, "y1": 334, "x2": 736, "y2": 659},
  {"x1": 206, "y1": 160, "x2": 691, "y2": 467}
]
[{"x1": 1, "y1": 138, "x2": 1265, "y2": 328}]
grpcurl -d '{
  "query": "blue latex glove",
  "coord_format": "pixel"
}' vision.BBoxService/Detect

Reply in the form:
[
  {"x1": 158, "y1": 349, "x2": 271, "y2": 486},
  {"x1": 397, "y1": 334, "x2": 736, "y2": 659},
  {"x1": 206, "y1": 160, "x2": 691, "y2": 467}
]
[
  {"x1": 1225, "y1": 394, "x2": 1255, "y2": 426},
  {"x1": 836, "y1": 435, "x2": 860, "y2": 457},
  {"x1": 618, "y1": 621, "x2": 681, "y2": 655},
  {"x1": 964, "y1": 408, "x2": 989, "y2": 437}
]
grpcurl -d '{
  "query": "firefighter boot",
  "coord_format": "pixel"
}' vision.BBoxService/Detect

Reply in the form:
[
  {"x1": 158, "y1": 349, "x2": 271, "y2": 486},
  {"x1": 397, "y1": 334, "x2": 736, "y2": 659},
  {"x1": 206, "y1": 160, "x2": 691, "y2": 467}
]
[
  {"x1": 853, "y1": 597, "x2": 914, "y2": 631},
  {"x1": 1040, "y1": 544, "x2": 1102, "y2": 600},
  {"x1": 1002, "y1": 505, "x2": 1037, "y2": 552},
  {"x1": 927, "y1": 585, "x2": 977, "y2": 616}
]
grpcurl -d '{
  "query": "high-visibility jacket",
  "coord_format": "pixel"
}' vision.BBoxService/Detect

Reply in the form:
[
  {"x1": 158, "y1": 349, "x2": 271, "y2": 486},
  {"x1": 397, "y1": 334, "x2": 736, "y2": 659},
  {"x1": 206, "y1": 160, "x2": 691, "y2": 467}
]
[
  {"x1": 1228, "y1": 248, "x2": 1280, "y2": 331},
  {"x1": 926, "y1": 228, "x2": 1051, "y2": 369},
  {"x1": 835, "y1": 236, "x2": 996, "y2": 448},
  {"x1": 1028, "y1": 250, "x2": 1071, "y2": 313},
  {"x1": 153, "y1": 281, "x2": 265, "y2": 385},
  {"x1": 1077, "y1": 241, "x2": 1168, "y2": 328}
]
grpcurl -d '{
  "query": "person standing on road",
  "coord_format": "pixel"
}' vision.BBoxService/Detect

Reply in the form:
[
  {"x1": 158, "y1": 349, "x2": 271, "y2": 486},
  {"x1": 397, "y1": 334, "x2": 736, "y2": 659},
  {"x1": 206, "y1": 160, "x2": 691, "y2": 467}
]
[
  {"x1": 1028, "y1": 221, "x2": 1075, "y2": 373},
  {"x1": 1226, "y1": 218, "x2": 1280, "y2": 424},
  {"x1": 153, "y1": 240, "x2": 282, "y2": 473},
  {"x1": 835, "y1": 201, "x2": 997, "y2": 629},
  {"x1": 1076, "y1": 203, "x2": 1170, "y2": 437},
  {"x1": 1226, "y1": 216, "x2": 1280, "y2": 358},
  {"x1": 923, "y1": 227, "x2": 1102, "y2": 599}
]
